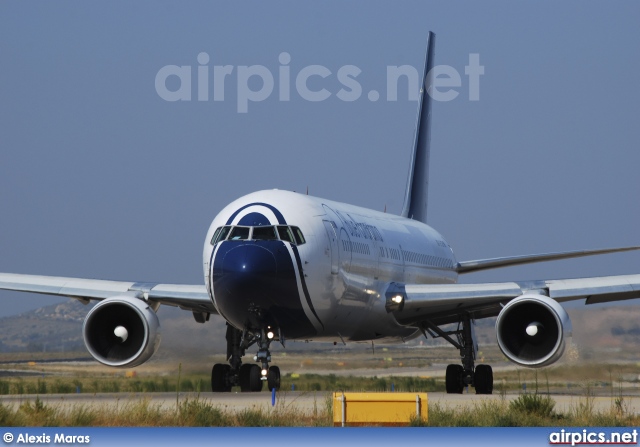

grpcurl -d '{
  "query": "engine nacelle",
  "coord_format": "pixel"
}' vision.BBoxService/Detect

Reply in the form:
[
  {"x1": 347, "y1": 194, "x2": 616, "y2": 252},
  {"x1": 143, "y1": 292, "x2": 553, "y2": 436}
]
[
  {"x1": 83, "y1": 296, "x2": 161, "y2": 368},
  {"x1": 496, "y1": 294, "x2": 571, "y2": 368}
]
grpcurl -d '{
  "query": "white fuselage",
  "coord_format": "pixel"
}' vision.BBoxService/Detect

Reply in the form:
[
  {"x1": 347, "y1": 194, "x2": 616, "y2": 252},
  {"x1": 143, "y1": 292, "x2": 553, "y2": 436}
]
[{"x1": 203, "y1": 190, "x2": 458, "y2": 344}]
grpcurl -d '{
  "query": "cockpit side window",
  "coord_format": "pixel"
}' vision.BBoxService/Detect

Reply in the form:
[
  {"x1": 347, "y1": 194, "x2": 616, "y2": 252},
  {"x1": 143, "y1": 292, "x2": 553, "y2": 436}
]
[
  {"x1": 277, "y1": 226, "x2": 295, "y2": 243},
  {"x1": 210, "y1": 226, "x2": 232, "y2": 245},
  {"x1": 252, "y1": 226, "x2": 278, "y2": 240},
  {"x1": 229, "y1": 226, "x2": 250, "y2": 240},
  {"x1": 210, "y1": 227, "x2": 222, "y2": 245},
  {"x1": 291, "y1": 226, "x2": 306, "y2": 245}
]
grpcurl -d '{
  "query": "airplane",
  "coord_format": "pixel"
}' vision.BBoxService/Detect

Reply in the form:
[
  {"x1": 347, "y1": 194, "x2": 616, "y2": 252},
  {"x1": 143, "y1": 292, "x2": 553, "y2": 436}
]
[{"x1": 1, "y1": 31, "x2": 639, "y2": 395}]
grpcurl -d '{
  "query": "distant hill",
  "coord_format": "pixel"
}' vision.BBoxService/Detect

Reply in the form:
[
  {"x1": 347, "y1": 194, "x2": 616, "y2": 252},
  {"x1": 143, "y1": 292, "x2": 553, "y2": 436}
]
[
  {"x1": 0, "y1": 299, "x2": 227, "y2": 356},
  {"x1": 0, "y1": 300, "x2": 88, "y2": 353},
  {"x1": 1, "y1": 298, "x2": 640, "y2": 362}
]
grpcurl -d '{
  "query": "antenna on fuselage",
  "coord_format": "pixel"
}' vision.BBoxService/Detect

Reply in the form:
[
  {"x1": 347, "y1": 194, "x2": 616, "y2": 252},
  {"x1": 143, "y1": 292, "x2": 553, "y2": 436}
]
[{"x1": 400, "y1": 31, "x2": 435, "y2": 224}]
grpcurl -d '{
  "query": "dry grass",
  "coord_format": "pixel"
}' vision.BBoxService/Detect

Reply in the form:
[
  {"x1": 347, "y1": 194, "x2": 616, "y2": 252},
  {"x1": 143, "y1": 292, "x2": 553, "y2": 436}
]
[
  {"x1": 0, "y1": 372, "x2": 443, "y2": 395},
  {"x1": 2, "y1": 391, "x2": 639, "y2": 427},
  {"x1": 0, "y1": 396, "x2": 332, "y2": 427}
]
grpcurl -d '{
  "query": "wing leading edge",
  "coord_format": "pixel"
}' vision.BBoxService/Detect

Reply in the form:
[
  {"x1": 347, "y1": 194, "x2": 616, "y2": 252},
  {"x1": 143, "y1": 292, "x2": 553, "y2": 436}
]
[
  {"x1": 0, "y1": 273, "x2": 215, "y2": 314},
  {"x1": 456, "y1": 246, "x2": 640, "y2": 274},
  {"x1": 389, "y1": 273, "x2": 640, "y2": 327}
]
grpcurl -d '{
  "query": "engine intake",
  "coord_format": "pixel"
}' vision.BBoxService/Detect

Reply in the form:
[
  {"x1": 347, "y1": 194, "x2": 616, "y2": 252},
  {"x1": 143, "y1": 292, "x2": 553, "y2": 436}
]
[
  {"x1": 83, "y1": 296, "x2": 161, "y2": 368},
  {"x1": 496, "y1": 294, "x2": 571, "y2": 368}
]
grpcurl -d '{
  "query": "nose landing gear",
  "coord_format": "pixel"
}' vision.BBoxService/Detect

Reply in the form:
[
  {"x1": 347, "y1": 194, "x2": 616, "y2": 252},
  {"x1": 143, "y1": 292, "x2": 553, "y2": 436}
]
[
  {"x1": 210, "y1": 324, "x2": 282, "y2": 393},
  {"x1": 253, "y1": 327, "x2": 281, "y2": 391}
]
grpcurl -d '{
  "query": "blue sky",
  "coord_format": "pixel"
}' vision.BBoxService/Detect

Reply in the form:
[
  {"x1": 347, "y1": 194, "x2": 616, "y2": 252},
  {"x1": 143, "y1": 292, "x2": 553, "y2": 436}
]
[{"x1": 1, "y1": 1, "x2": 639, "y2": 317}]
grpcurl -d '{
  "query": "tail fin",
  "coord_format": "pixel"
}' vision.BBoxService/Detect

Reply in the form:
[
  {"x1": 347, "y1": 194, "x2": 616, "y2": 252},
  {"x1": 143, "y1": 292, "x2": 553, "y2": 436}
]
[{"x1": 400, "y1": 31, "x2": 435, "y2": 224}]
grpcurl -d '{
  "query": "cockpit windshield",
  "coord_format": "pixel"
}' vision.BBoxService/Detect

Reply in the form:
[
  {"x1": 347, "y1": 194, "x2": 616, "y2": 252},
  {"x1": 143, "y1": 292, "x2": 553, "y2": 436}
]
[
  {"x1": 210, "y1": 225, "x2": 305, "y2": 245},
  {"x1": 252, "y1": 226, "x2": 278, "y2": 240},
  {"x1": 228, "y1": 226, "x2": 250, "y2": 240}
]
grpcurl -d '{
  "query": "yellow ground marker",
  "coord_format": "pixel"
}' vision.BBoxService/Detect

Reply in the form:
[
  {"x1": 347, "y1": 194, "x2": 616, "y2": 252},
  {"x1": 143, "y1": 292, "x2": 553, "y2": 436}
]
[{"x1": 332, "y1": 392, "x2": 427, "y2": 426}]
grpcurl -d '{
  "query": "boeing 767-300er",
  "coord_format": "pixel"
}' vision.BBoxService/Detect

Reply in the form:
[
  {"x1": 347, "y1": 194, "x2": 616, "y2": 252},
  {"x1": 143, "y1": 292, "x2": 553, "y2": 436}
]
[{"x1": 1, "y1": 32, "x2": 639, "y2": 394}]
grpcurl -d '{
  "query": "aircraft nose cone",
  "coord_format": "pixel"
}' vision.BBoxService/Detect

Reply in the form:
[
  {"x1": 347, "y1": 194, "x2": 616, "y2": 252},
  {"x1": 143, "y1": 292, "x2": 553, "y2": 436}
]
[
  {"x1": 220, "y1": 244, "x2": 278, "y2": 279},
  {"x1": 211, "y1": 239, "x2": 318, "y2": 339},
  {"x1": 212, "y1": 243, "x2": 279, "y2": 329}
]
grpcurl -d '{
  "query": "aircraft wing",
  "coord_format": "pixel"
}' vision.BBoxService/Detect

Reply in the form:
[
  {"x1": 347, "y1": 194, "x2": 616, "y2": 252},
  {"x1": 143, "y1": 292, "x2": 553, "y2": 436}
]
[
  {"x1": 0, "y1": 273, "x2": 216, "y2": 314},
  {"x1": 388, "y1": 273, "x2": 640, "y2": 327},
  {"x1": 456, "y1": 246, "x2": 640, "y2": 274}
]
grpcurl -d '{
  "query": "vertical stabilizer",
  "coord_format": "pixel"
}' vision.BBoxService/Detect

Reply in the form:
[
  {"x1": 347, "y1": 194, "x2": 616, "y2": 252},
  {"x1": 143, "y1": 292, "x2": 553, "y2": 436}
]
[{"x1": 400, "y1": 31, "x2": 435, "y2": 224}]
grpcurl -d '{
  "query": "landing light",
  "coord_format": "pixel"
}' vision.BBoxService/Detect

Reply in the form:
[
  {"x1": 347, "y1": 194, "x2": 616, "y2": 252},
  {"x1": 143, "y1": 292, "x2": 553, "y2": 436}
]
[
  {"x1": 261, "y1": 369, "x2": 268, "y2": 376},
  {"x1": 267, "y1": 331, "x2": 274, "y2": 339},
  {"x1": 392, "y1": 295, "x2": 404, "y2": 304}
]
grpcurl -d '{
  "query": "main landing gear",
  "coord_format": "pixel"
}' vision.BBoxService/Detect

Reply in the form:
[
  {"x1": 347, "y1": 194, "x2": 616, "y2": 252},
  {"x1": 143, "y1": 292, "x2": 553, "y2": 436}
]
[
  {"x1": 211, "y1": 324, "x2": 281, "y2": 392},
  {"x1": 422, "y1": 314, "x2": 493, "y2": 395}
]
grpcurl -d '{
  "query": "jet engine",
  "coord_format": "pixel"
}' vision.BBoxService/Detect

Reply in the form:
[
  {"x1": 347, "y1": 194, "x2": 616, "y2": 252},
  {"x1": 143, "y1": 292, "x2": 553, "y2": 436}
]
[
  {"x1": 82, "y1": 296, "x2": 161, "y2": 367},
  {"x1": 495, "y1": 294, "x2": 571, "y2": 368}
]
